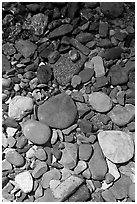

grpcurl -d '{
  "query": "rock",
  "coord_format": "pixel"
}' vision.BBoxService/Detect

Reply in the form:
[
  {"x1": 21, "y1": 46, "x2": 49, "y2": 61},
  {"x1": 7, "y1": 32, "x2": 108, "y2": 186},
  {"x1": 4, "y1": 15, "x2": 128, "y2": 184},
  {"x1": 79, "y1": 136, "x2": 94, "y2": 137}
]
[
  {"x1": 2, "y1": 54, "x2": 11, "y2": 74},
  {"x1": 106, "y1": 159, "x2": 120, "y2": 181},
  {"x1": 48, "y1": 24, "x2": 73, "y2": 38},
  {"x1": 37, "y1": 64, "x2": 52, "y2": 84},
  {"x1": 48, "y1": 50, "x2": 60, "y2": 64},
  {"x1": 109, "y1": 174, "x2": 132, "y2": 200},
  {"x1": 2, "y1": 159, "x2": 12, "y2": 171},
  {"x1": 76, "y1": 102, "x2": 91, "y2": 117},
  {"x1": 2, "y1": 133, "x2": 8, "y2": 148},
  {"x1": 16, "y1": 135, "x2": 28, "y2": 149},
  {"x1": 74, "y1": 160, "x2": 87, "y2": 174},
  {"x1": 79, "y1": 143, "x2": 93, "y2": 161},
  {"x1": 38, "y1": 93, "x2": 77, "y2": 129},
  {"x1": 15, "y1": 171, "x2": 33, "y2": 193},
  {"x1": 78, "y1": 119, "x2": 92, "y2": 133},
  {"x1": 7, "y1": 136, "x2": 16, "y2": 147},
  {"x1": 105, "y1": 173, "x2": 115, "y2": 184},
  {"x1": 67, "y1": 2, "x2": 79, "y2": 19},
  {"x1": 62, "y1": 124, "x2": 77, "y2": 135},
  {"x1": 51, "y1": 175, "x2": 84, "y2": 201},
  {"x1": 67, "y1": 184, "x2": 91, "y2": 202},
  {"x1": 107, "y1": 104, "x2": 135, "y2": 126},
  {"x1": 119, "y1": 161, "x2": 135, "y2": 183},
  {"x1": 86, "y1": 41, "x2": 96, "y2": 49},
  {"x1": 6, "y1": 127, "x2": 18, "y2": 137},
  {"x1": 51, "y1": 52, "x2": 86, "y2": 86},
  {"x1": 35, "y1": 188, "x2": 60, "y2": 202},
  {"x1": 101, "y1": 189, "x2": 116, "y2": 202},
  {"x1": 100, "y1": 2, "x2": 124, "y2": 19},
  {"x1": 88, "y1": 92, "x2": 112, "y2": 112},
  {"x1": 98, "y1": 38, "x2": 112, "y2": 48},
  {"x1": 99, "y1": 22, "x2": 108, "y2": 38},
  {"x1": 60, "y1": 142, "x2": 78, "y2": 169},
  {"x1": 128, "y1": 183, "x2": 135, "y2": 201},
  {"x1": 82, "y1": 168, "x2": 91, "y2": 179},
  {"x1": 41, "y1": 169, "x2": 61, "y2": 189},
  {"x1": 114, "y1": 30, "x2": 127, "y2": 41},
  {"x1": 70, "y1": 38, "x2": 90, "y2": 56},
  {"x1": 15, "y1": 39, "x2": 37, "y2": 58},
  {"x1": 76, "y1": 32, "x2": 93, "y2": 43},
  {"x1": 2, "y1": 78, "x2": 12, "y2": 90},
  {"x1": 88, "y1": 56, "x2": 105, "y2": 77},
  {"x1": 5, "y1": 117, "x2": 20, "y2": 129},
  {"x1": 35, "y1": 148, "x2": 47, "y2": 161},
  {"x1": 98, "y1": 130, "x2": 134, "y2": 163},
  {"x1": 32, "y1": 161, "x2": 48, "y2": 178},
  {"x1": 69, "y1": 49, "x2": 80, "y2": 62},
  {"x1": 61, "y1": 168, "x2": 73, "y2": 181},
  {"x1": 35, "y1": 183, "x2": 43, "y2": 199},
  {"x1": 39, "y1": 43, "x2": 54, "y2": 59},
  {"x1": 71, "y1": 75, "x2": 82, "y2": 88},
  {"x1": 79, "y1": 68, "x2": 94, "y2": 83},
  {"x1": 104, "y1": 47, "x2": 122, "y2": 60},
  {"x1": 88, "y1": 142, "x2": 108, "y2": 180},
  {"x1": 8, "y1": 96, "x2": 33, "y2": 120},
  {"x1": 22, "y1": 120, "x2": 51, "y2": 145},
  {"x1": 71, "y1": 91, "x2": 84, "y2": 102},
  {"x1": 5, "y1": 149, "x2": 25, "y2": 167},
  {"x1": 50, "y1": 180, "x2": 61, "y2": 192}
]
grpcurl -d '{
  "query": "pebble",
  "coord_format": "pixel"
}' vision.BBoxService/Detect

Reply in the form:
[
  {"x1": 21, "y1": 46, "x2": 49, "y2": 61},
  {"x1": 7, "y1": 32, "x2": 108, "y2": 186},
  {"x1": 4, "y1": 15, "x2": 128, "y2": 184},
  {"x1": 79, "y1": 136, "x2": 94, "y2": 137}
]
[
  {"x1": 41, "y1": 169, "x2": 61, "y2": 189},
  {"x1": 74, "y1": 160, "x2": 87, "y2": 174},
  {"x1": 119, "y1": 161, "x2": 135, "y2": 183},
  {"x1": 15, "y1": 171, "x2": 33, "y2": 193},
  {"x1": 26, "y1": 146, "x2": 37, "y2": 159},
  {"x1": 48, "y1": 50, "x2": 60, "y2": 64},
  {"x1": 71, "y1": 91, "x2": 84, "y2": 102},
  {"x1": 6, "y1": 127, "x2": 18, "y2": 137},
  {"x1": 51, "y1": 175, "x2": 84, "y2": 201},
  {"x1": 78, "y1": 119, "x2": 92, "y2": 133},
  {"x1": 22, "y1": 119, "x2": 51, "y2": 145},
  {"x1": 35, "y1": 187, "x2": 60, "y2": 202},
  {"x1": 106, "y1": 159, "x2": 120, "y2": 181},
  {"x1": 7, "y1": 136, "x2": 16, "y2": 147},
  {"x1": 105, "y1": 173, "x2": 115, "y2": 184},
  {"x1": 108, "y1": 104, "x2": 135, "y2": 126},
  {"x1": 70, "y1": 38, "x2": 90, "y2": 56},
  {"x1": 88, "y1": 142, "x2": 108, "y2": 180},
  {"x1": 101, "y1": 189, "x2": 116, "y2": 202},
  {"x1": 98, "y1": 130, "x2": 134, "y2": 163},
  {"x1": 79, "y1": 143, "x2": 93, "y2": 161},
  {"x1": 34, "y1": 183, "x2": 43, "y2": 199},
  {"x1": 97, "y1": 38, "x2": 112, "y2": 48},
  {"x1": 8, "y1": 96, "x2": 33, "y2": 120},
  {"x1": 5, "y1": 117, "x2": 20, "y2": 129},
  {"x1": 5, "y1": 149, "x2": 25, "y2": 167},
  {"x1": 2, "y1": 133, "x2": 8, "y2": 148},
  {"x1": 79, "y1": 68, "x2": 94, "y2": 83},
  {"x1": 48, "y1": 24, "x2": 73, "y2": 38},
  {"x1": 71, "y1": 75, "x2": 82, "y2": 88},
  {"x1": 2, "y1": 54, "x2": 11, "y2": 74},
  {"x1": 104, "y1": 46, "x2": 123, "y2": 60},
  {"x1": 38, "y1": 93, "x2": 77, "y2": 129},
  {"x1": 51, "y1": 129, "x2": 58, "y2": 145},
  {"x1": 35, "y1": 148, "x2": 47, "y2": 161},
  {"x1": 89, "y1": 92, "x2": 112, "y2": 112},
  {"x1": 37, "y1": 64, "x2": 52, "y2": 84},
  {"x1": 49, "y1": 180, "x2": 61, "y2": 192},
  {"x1": 2, "y1": 159, "x2": 12, "y2": 171},
  {"x1": 76, "y1": 32, "x2": 93, "y2": 43},
  {"x1": 2, "y1": 78, "x2": 12, "y2": 90},
  {"x1": 32, "y1": 161, "x2": 48, "y2": 178},
  {"x1": 15, "y1": 39, "x2": 37, "y2": 58},
  {"x1": 61, "y1": 168, "x2": 73, "y2": 181},
  {"x1": 82, "y1": 168, "x2": 91, "y2": 179},
  {"x1": 99, "y1": 22, "x2": 108, "y2": 38},
  {"x1": 69, "y1": 49, "x2": 80, "y2": 62},
  {"x1": 88, "y1": 56, "x2": 105, "y2": 77},
  {"x1": 60, "y1": 142, "x2": 78, "y2": 169},
  {"x1": 128, "y1": 183, "x2": 135, "y2": 201},
  {"x1": 62, "y1": 124, "x2": 77, "y2": 135}
]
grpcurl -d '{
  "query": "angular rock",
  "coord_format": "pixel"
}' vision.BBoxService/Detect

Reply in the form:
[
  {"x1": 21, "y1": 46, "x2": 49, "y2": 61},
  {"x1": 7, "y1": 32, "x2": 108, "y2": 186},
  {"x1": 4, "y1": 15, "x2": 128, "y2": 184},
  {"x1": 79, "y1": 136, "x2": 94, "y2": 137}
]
[
  {"x1": 15, "y1": 39, "x2": 37, "y2": 58},
  {"x1": 60, "y1": 142, "x2": 78, "y2": 169},
  {"x1": 88, "y1": 56, "x2": 105, "y2": 77},
  {"x1": 106, "y1": 159, "x2": 120, "y2": 181},
  {"x1": 79, "y1": 143, "x2": 93, "y2": 161},
  {"x1": 107, "y1": 104, "x2": 135, "y2": 126},
  {"x1": 89, "y1": 92, "x2": 112, "y2": 112},
  {"x1": 37, "y1": 64, "x2": 52, "y2": 84},
  {"x1": 79, "y1": 68, "x2": 94, "y2": 83},
  {"x1": 22, "y1": 120, "x2": 51, "y2": 145},
  {"x1": 104, "y1": 47, "x2": 122, "y2": 60},
  {"x1": 8, "y1": 96, "x2": 33, "y2": 120},
  {"x1": 2, "y1": 78, "x2": 12, "y2": 90},
  {"x1": 99, "y1": 22, "x2": 108, "y2": 38},
  {"x1": 74, "y1": 161, "x2": 87, "y2": 174},
  {"x1": 98, "y1": 130, "x2": 134, "y2": 163},
  {"x1": 5, "y1": 149, "x2": 25, "y2": 167},
  {"x1": 70, "y1": 38, "x2": 90, "y2": 56},
  {"x1": 48, "y1": 24, "x2": 73, "y2": 38},
  {"x1": 88, "y1": 142, "x2": 108, "y2": 180},
  {"x1": 38, "y1": 93, "x2": 77, "y2": 129}
]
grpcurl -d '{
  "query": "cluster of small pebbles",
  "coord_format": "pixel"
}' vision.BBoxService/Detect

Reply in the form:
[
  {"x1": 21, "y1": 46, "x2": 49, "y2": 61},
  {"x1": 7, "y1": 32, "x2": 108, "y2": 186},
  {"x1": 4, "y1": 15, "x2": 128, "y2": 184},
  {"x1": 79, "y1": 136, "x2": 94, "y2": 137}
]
[{"x1": 2, "y1": 2, "x2": 135, "y2": 202}]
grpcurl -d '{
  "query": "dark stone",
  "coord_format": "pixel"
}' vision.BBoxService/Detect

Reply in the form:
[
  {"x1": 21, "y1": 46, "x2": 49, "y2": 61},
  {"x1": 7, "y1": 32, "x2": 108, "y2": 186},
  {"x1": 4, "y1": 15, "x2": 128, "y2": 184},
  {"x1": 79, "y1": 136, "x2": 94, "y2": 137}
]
[
  {"x1": 78, "y1": 119, "x2": 93, "y2": 133},
  {"x1": 48, "y1": 24, "x2": 73, "y2": 39},
  {"x1": 4, "y1": 117, "x2": 20, "y2": 129},
  {"x1": 2, "y1": 54, "x2": 11, "y2": 74},
  {"x1": 104, "y1": 47, "x2": 123, "y2": 60},
  {"x1": 37, "y1": 65, "x2": 52, "y2": 84},
  {"x1": 67, "y1": 2, "x2": 79, "y2": 19},
  {"x1": 70, "y1": 38, "x2": 90, "y2": 56},
  {"x1": 76, "y1": 32, "x2": 94, "y2": 43}
]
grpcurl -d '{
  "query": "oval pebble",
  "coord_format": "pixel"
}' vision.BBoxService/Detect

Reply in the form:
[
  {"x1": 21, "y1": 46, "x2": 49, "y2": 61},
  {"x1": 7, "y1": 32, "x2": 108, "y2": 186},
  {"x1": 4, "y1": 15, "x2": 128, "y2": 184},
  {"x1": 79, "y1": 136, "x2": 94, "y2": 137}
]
[
  {"x1": 5, "y1": 150, "x2": 25, "y2": 167},
  {"x1": 32, "y1": 161, "x2": 48, "y2": 179},
  {"x1": 35, "y1": 148, "x2": 47, "y2": 161},
  {"x1": 22, "y1": 120, "x2": 51, "y2": 145}
]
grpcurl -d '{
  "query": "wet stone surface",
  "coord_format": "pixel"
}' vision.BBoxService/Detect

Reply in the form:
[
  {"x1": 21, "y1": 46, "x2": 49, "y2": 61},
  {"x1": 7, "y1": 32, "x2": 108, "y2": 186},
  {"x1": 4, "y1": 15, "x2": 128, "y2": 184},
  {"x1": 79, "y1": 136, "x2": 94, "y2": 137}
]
[{"x1": 2, "y1": 2, "x2": 135, "y2": 202}]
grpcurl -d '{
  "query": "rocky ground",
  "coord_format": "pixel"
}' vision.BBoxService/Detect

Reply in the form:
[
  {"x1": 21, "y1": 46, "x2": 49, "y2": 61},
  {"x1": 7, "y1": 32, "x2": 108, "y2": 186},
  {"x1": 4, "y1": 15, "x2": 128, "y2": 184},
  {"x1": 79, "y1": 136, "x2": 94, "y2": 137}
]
[{"x1": 2, "y1": 2, "x2": 135, "y2": 202}]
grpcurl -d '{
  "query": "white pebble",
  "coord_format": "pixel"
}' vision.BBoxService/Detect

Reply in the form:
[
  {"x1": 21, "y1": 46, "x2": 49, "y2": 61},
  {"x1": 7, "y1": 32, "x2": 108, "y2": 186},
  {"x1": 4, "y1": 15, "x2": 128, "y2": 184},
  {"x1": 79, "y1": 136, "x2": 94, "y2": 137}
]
[{"x1": 6, "y1": 127, "x2": 18, "y2": 137}]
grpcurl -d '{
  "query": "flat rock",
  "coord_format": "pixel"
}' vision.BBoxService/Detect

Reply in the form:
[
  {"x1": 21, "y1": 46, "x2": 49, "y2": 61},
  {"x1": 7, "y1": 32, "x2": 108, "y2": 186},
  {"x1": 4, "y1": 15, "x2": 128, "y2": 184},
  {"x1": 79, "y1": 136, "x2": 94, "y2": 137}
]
[
  {"x1": 98, "y1": 130, "x2": 134, "y2": 163},
  {"x1": 52, "y1": 175, "x2": 84, "y2": 201},
  {"x1": 88, "y1": 142, "x2": 108, "y2": 180},
  {"x1": 15, "y1": 171, "x2": 33, "y2": 193},
  {"x1": 32, "y1": 161, "x2": 48, "y2": 178},
  {"x1": 2, "y1": 54, "x2": 11, "y2": 73},
  {"x1": 60, "y1": 142, "x2": 78, "y2": 169},
  {"x1": 38, "y1": 93, "x2": 77, "y2": 129},
  {"x1": 74, "y1": 160, "x2": 87, "y2": 174},
  {"x1": 35, "y1": 148, "x2": 47, "y2": 161},
  {"x1": 5, "y1": 149, "x2": 25, "y2": 167},
  {"x1": 89, "y1": 92, "x2": 112, "y2": 112},
  {"x1": 107, "y1": 104, "x2": 135, "y2": 126},
  {"x1": 51, "y1": 53, "x2": 87, "y2": 85},
  {"x1": 8, "y1": 96, "x2": 33, "y2": 120},
  {"x1": 104, "y1": 47, "x2": 123, "y2": 60},
  {"x1": 79, "y1": 143, "x2": 93, "y2": 161},
  {"x1": 15, "y1": 39, "x2": 37, "y2": 58},
  {"x1": 79, "y1": 68, "x2": 94, "y2": 83},
  {"x1": 70, "y1": 38, "x2": 90, "y2": 56},
  {"x1": 48, "y1": 24, "x2": 73, "y2": 39},
  {"x1": 22, "y1": 120, "x2": 51, "y2": 145},
  {"x1": 99, "y1": 22, "x2": 108, "y2": 38},
  {"x1": 37, "y1": 64, "x2": 52, "y2": 84}
]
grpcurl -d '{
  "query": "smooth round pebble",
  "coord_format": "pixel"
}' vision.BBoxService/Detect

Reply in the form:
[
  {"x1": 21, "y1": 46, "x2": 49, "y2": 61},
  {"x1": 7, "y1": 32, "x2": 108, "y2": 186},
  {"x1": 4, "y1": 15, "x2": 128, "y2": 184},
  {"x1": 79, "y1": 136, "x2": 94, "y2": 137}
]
[
  {"x1": 32, "y1": 161, "x2": 48, "y2": 179},
  {"x1": 79, "y1": 143, "x2": 93, "y2": 161},
  {"x1": 5, "y1": 149, "x2": 25, "y2": 167},
  {"x1": 35, "y1": 148, "x2": 47, "y2": 161}
]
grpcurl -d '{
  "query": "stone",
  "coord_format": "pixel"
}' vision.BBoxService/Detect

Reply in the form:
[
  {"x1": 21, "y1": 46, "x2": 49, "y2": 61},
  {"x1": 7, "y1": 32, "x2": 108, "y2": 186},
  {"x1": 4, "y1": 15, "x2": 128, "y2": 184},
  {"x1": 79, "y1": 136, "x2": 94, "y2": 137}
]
[
  {"x1": 22, "y1": 120, "x2": 51, "y2": 145},
  {"x1": 60, "y1": 142, "x2": 78, "y2": 169},
  {"x1": 97, "y1": 39, "x2": 112, "y2": 48},
  {"x1": 78, "y1": 119, "x2": 92, "y2": 133},
  {"x1": 94, "y1": 76, "x2": 108, "y2": 89},
  {"x1": 104, "y1": 47, "x2": 123, "y2": 60},
  {"x1": 5, "y1": 117, "x2": 20, "y2": 129},
  {"x1": 15, "y1": 171, "x2": 33, "y2": 193},
  {"x1": 6, "y1": 127, "x2": 18, "y2": 137},
  {"x1": 48, "y1": 24, "x2": 73, "y2": 38},
  {"x1": 98, "y1": 130, "x2": 134, "y2": 163},
  {"x1": 128, "y1": 183, "x2": 135, "y2": 201},
  {"x1": 35, "y1": 183, "x2": 43, "y2": 199},
  {"x1": 79, "y1": 143, "x2": 93, "y2": 161},
  {"x1": 50, "y1": 180, "x2": 61, "y2": 192},
  {"x1": 61, "y1": 168, "x2": 73, "y2": 181},
  {"x1": 69, "y1": 49, "x2": 80, "y2": 62},
  {"x1": 88, "y1": 142, "x2": 108, "y2": 180},
  {"x1": 15, "y1": 39, "x2": 37, "y2": 58},
  {"x1": 48, "y1": 50, "x2": 60, "y2": 64},
  {"x1": 79, "y1": 68, "x2": 94, "y2": 83},
  {"x1": 37, "y1": 64, "x2": 52, "y2": 84},
  {"x1": 119, "y1": 161, "x2": 135, "y2": 183},
  {"x1": 51, "y1": 52, "x2": 86, "y2": 86},
  {"x1": 76, "y1": 32, "x2": 93, "y2": 43},
  {"x1": 106, "y1": 159, "x2": 120, "y2": 181},
  {"x1": 2, "y1": 159, "x2": 12, "y2": 171},
  {"x1": 88, "y1": 56, "x2": 105, "y2": 77},
  {"x1": 101, "y1": 189, "x2": 116, "y2": 202},
  {"x1": 76, "y1": 102, "x2": 91, "y2": 117},
  {"x1": 2, "y1": 78, "x2": 12, "y2": 90},
  {"x1": 2, "y1": 54, "x2": 11, "y2": 74},
  {"x1": 35, "y1": 148, "x2": 47, "y2": 161},
  {"x1": 105, "y1": 173, "x2": 115, "y2": 184},
  {"x1": 70, "y1": 38, "x2": 90, "y2": 56},
  {"x1": 109, "y1": 174, "x2": 132, "y2": 200},
  {"x1": 99, "y1": 22, "x2": 108, "y2": 38},
  {"x1": 51, "y1": 129, "x2": 58, "y2": 145},
  {"x1": 2, "y1": 133, "x2": 8, "y2": 148},
  {"x1": 16, "y1": 135, "x2": 28, "y2": 149},
  {"x1": 32, "y1": 161, "x2": 48, "y2": 178},
  {"x1": 41, "y1": 169, "x2": 61, "y2": 189},
  {"x1": 74, "y1": 160, "x2": 87, "y2": 174},
  {"x1": 8, "y1": 96, "x2": 33, "y2": 120},
  {"x1": 38, "y1": 93, "x2": 77, "y2": 129},
  {"x1": 114, "y1": 30, "x2": 127, "y2": 41},
  {"x1": 71, "y1": 75, "x2": 82, "y2": 88},
  {"x1": 86, "y1": 41, "x2": 96, "y2": 49},
  {"x1": 82, "y1": 168, "x2": 91, "y2": 179},
  {"x1": 107, "y1": 104, "x2": 135, "y2": 126},
  {"x1": 67, "y1": 184, "x2": 91, "y2": 202},
  {"x1": 7, "y1": 136, "x2": 16, "y2": 147},
  {"x1": 100, "y1": 2, "x2": 124, "y2": 19},
  {"x1": 88, "y1": 92, "x2": 112, "y2": 112},
  {"x1": 35, "y1": 188, "x2": 60, "y2": 202},
  {"x1": 71, "y1": 91, "x2": 84, "y2": 102},
  {"x1": 52, "y1": 175, "x2": 84, "y2": 201},
  {"x1": 5, "y1": 149, "x2": 25, "y2": 167}
]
